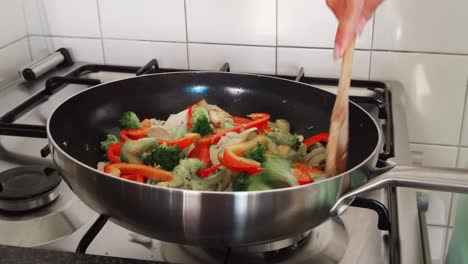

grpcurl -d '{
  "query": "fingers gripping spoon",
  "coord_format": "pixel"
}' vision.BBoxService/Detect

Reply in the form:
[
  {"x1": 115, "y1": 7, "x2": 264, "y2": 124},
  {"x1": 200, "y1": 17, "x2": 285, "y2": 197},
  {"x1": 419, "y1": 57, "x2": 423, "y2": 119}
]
[{"x1": 325, "y1": 37, "x2": 356, "y2": 177}]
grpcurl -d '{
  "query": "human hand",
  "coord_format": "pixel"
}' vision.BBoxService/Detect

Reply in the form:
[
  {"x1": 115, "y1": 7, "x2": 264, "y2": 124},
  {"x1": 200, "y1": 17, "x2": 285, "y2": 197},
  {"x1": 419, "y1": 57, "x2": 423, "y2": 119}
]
[{"x1": 326, "y1": 0, "x2": 382, "y2": 59}]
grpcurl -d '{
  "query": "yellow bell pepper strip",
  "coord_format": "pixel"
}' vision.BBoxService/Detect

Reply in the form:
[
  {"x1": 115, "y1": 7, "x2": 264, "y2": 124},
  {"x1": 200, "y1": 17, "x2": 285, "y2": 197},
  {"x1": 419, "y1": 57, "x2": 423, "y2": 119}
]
[
  {"x1": 104, "y1": 163, "x2": 173, "y2": 182},
  {"x1": 120, "y1": 119, "x2": 151, "y2": 141},
  {"x1": 197, "y1": 164, "x2": 221, "y2": 178},
  {"x1": 198, "y1": 113, "x2": 271, "y2": 146},
  {"x1": 221, "y1": 136, "x2": 268, "y2": 174},
  {"x1": 303, "y1": 132, "x2": 329, "y2": 148},
  {"x1": 157, "y1": 133, "x2": 199, "y2": 150},
  {"x1": 107, "y1": 142, "x2": 123, "y2": 164}
]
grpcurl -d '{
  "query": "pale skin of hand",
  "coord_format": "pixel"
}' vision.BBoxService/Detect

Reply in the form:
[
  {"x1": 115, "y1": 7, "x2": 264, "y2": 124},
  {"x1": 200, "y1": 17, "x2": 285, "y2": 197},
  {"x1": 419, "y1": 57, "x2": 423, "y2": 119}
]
[{"x1": 326, "y1": 0, "x2": 383, "y2": 60}]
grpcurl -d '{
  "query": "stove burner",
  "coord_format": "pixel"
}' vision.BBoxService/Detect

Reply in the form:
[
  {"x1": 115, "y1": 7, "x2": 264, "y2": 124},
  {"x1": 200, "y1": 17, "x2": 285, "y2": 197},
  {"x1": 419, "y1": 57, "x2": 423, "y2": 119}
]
[{"x1": 0, "y1": 166, "x2": 61, "y2": 212}]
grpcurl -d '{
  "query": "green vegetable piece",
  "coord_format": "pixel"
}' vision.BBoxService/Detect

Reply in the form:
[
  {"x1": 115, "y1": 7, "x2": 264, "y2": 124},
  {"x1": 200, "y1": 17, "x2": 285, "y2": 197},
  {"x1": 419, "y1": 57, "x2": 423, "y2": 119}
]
[
  {"x1": 141, "y1": 144, "x2": 186, "y2": 171},
  {"x1": 232, "y1": 172, "x2": 250, "y2": 191},
  {"x1": 191, "y1": 106, "x2": 214, "y2": 136},
  {"x1": 262, "y1": 155, "x2": 298, "y2": 187},
  {"x1": 120, "y1": 111, "x2": 141, "y2": 129},
  {"x1": 121, "y1": 138, "x2": 158, "y2": 164},
  {"x1": 100, "y1": 134, "x2": 119, "y2": 151},
  {"x1": 245, "y1": 142, "x2": 266, "y2": 163},
  {"x1": 266, "y1": 129, "x2": 301, "y2": 150},
  {"x1": 172, "y1": 158, "x2": 206, "y2": 189}
]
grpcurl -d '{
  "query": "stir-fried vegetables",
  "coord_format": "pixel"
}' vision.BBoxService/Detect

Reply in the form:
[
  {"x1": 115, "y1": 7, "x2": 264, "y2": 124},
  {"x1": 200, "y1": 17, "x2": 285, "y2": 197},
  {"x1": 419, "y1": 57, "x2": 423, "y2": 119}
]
[
  {"x1": 100, "y1": 134, "x2": 119, "y2": 151},
  {"x1": 120, "y1": 111, "x2": 141, "y2": 129},
  {"x1": 97, "y1": 101, "x2": 329, "y2": 191},
  {"x1": 142, "y1": 144, "x2": 186, "y2": 171},
  {"x1": 265, "y1": 129, "x2": 301, "y2": 150}
]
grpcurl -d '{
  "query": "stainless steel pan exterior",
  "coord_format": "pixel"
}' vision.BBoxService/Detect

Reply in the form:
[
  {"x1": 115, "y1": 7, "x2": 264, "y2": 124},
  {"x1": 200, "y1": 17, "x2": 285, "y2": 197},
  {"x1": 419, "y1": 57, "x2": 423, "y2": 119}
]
[
  {"x1": 47, "y1": 72, "x2": 468, "y2": 247},
  {"x1": 47, "y1": 72, "x2": 384, "y2": 247},
  {"x1": 50, "y1": 144, "x2": 383, "y2": 247}
]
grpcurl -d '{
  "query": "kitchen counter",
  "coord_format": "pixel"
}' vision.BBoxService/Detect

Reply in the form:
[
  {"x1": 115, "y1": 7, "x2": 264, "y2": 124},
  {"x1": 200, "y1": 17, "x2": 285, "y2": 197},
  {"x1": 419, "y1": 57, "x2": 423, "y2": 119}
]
[{"x1": 0, "y1": 245, "x2": 167, "y2": 264}]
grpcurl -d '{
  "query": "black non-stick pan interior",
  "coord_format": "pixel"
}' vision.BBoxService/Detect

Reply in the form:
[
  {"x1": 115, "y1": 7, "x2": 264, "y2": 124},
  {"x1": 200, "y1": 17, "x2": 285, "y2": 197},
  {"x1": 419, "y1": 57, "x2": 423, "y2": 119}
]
[{"x1": 48, "y1": 72, "x2": 379, "y2": 170}]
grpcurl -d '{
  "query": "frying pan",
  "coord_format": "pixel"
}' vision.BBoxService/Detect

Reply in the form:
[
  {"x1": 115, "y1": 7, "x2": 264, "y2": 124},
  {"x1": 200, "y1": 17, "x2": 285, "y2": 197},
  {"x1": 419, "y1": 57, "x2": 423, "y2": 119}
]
[{"x1": 47, "y1": 72, "x2": 468, "y2": 247}]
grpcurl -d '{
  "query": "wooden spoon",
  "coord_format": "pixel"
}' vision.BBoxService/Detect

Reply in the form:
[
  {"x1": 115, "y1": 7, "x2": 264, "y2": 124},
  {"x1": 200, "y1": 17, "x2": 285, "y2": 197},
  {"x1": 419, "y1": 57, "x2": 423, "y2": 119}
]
[{"x1": 325, "y1": 37, "x2": 356, "y2": 177}]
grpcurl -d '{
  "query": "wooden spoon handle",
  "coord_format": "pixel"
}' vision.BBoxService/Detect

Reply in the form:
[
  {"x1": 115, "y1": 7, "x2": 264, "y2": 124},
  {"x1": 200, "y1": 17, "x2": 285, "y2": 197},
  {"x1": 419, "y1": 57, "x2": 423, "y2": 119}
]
[{"x1": 325, "y1": 37, "x2": 356, "y2": 177}]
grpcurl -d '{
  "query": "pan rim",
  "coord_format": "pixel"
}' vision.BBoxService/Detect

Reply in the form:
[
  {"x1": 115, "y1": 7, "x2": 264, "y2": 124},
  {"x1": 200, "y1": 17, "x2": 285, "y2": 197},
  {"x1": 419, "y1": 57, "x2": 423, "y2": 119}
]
[{"x1": 46, "y1": 71, "x2": 382, "y2": 195}]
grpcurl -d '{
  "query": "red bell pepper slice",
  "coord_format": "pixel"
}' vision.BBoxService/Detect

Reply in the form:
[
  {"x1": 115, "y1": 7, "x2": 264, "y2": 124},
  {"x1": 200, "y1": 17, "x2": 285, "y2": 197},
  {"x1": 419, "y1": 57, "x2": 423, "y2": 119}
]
[
  {"x1": 303, "y1": 132, "x2": 329, "y2": 148},
  {"x1": 221, "y1": 136, "x2": 268, "y2": 174},
  {"x1": 104, "y1": 163, "x2": 173, "y2": 182},
  {"x1": 197, "y1": 164, "x2": 221, "y2": 178},
  {"x1": 121, "y1": 174, "x2": 145, "y2": 183},
  {"x1": 107, "y1": 142, "x2": 123, "y2": 163},
  {"x1": 120, "y1": 130, "x2": 129, "y2": 142},
  {"x1": 125, "y1": 119, "x2": 151, "y2": 140},
  {"x1": 293, "y1": 162, "x2": 324, "y2": 184},
  {"x1": 120, "y1": 119, "x2": 151, "y2": 141},
  {"x1": 232, "y1": 116, "x2": 251, "y2": 125},
  {"x1": 198, "y1": 113, "x2": 271, "y2": 146},
  {"x1": 188, "y1": 143, "x2": 211, "y2": 165},
  {"x1": 158, "y1": 133, "x2": 199, "y2": 149}
]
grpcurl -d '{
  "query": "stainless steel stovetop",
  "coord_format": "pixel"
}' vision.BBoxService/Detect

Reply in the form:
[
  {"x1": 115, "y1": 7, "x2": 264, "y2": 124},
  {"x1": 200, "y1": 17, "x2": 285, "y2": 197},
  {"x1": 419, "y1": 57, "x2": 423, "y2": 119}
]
[{"x1": 0, "y1": 62, "x2": 426, "y2": 263}]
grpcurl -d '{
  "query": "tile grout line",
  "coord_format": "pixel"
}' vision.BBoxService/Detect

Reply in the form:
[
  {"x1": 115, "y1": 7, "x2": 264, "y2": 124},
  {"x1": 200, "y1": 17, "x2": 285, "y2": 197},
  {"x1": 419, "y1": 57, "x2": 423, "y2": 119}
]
[
  {"x1": 20, "y1": 0, "x2": 33, "y2": 61},
  {"x1": 443, "y1": 194, "x2": 455, "y2": 261},
  {"x1": 367, "y1": 15, "x2": 376, "y2": 80},
  {"x1": 183, "y1": 0, "x2": 190, "y2": 69},
  {"x1": 0, "y1": 36, "x2": 29, "y2": 51},
  {"x1": 275, "y1": 0, "x2": 278, "y2": 75},
  {"x1": 26, "y1": 33, "x2": 468, "y2": 57},
  {"x1": 95, "y1": 0, "x2": 106, "y2": 64},
  {"x1": 456, "y1": 77, "x2": 468, "y2": 150},
  {"x1": 410, "y1": 142, "x2": 461, "y2": 148}
]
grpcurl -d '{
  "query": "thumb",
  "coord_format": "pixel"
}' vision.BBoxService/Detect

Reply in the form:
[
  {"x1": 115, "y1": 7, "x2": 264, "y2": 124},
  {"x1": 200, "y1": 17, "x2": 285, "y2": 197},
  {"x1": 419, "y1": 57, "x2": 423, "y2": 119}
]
[{"x1": 334, "y1": 0, "x2": 364, "y2": 60}]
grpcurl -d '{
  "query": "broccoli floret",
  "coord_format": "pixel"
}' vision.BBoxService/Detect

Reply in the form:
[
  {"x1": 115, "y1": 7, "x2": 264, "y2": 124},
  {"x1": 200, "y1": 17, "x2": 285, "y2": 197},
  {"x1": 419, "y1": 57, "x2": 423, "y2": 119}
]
[
  {"x1": 245, "y1": 142, "x2": 266, "y2": 163},
  {"x1": 120, "y1": 111, "x2": 141, "y2": 129},
  {"x1": 191, "y1": 106, "x2": 214, "y2": 136},
  {"x1": 262, "y1": 155, "x2": 298, "y2": 187},
  {"x1": 172, "y1": 158, "x2": 206, "y2": 189},
  {"x1": 141, "y1": 144, "x2": 186, "y2": 171},
  {"x1": 232, "y1": 172, "x2": 250, "y2": 191},
  {"x1": 266, "y1": 129, "x2": 301, "y2": 150},
  {"x1": 100, "y1": 134, "x2": 119, "y2": 151}
]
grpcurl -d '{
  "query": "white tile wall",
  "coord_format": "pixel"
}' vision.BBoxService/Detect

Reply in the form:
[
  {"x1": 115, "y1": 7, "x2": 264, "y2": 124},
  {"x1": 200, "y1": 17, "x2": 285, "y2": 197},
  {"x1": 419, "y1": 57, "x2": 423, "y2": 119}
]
[
  {"x1": 450, "y1": 148, "x2": 468, "y2": 227},
  {"x1": 409, "y1": 144, "x2": 457, "y2": 226},
  {"x1": 278, "y1": 48, "x2": 370, "y2": 79},
  {"x1": 277, "y1": 0, "x2": 373, "y2": 49},
  {"x1": 374, "y1": 0, "x2": 468, "y2": 54},
  {"x1": 48, "y1": 37, "x2": 104, "y2": 63},
  {"x1": 0, "y1": 0, "x2": 27, "y2": 48},
  {"x1": 39, "y1": 0, "x2": 101, "y2": 37},
  {"x1": 460, "y1": 95, "x2": 468, "y2": 146},
  {"x1": 2, "y1": 0, "x2": 468, "y2": 261},
  {"x1": 370, "y1": 52, "x2": 468, "y2": 146},
  {"x1": 186, "y1": 0, "x2": 276, "y2": 46},
  {"x1": 28, "y1": 36, "x2": 52, "y2": 60},
  {"x1": 99, "y1": 0, "x2": 186, "y2": 42},
  {"x1": 428, "y1": 226, "x2": 447, "y2": 264},
  {"x1": 188, "y1": 43, "x2": 275, "y2": 74},
  {"x1": 104, "y1": 40, "x2": 188, "y2": 69},
  {"x1": 0, "y1": 39, "x2": 31, "y2": 88}
]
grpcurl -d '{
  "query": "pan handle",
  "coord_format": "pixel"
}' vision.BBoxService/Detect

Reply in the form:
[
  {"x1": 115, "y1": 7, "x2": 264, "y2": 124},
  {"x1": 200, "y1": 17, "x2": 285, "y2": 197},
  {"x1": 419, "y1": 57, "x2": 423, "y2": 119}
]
[{"x1": 331, "y1": 164, "x2": 468, "y2": 216}]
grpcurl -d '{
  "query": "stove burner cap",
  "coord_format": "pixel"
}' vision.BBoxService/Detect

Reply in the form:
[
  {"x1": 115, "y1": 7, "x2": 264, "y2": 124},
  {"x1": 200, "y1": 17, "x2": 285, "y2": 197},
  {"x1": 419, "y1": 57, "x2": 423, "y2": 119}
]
[{"x1": 0, "y1": 165, "x2": 62, "y2": 212}]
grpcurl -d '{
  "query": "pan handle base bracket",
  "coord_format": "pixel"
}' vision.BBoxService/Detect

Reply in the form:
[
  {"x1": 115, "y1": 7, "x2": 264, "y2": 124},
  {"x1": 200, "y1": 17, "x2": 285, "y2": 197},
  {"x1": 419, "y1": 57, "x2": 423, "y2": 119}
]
[
  {"x1": 76, "y1": 214, "x2": 109, "y2": 254},
  {"x1": 350, "y1": 197, "x2": 391, "y2": 231}
]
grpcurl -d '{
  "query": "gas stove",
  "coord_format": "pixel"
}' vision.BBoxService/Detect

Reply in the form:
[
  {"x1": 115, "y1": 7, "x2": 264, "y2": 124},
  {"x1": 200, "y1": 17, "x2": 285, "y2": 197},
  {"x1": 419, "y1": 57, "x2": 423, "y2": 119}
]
[{"x1": 0, "y1": 57, "x2": 427, "y2": 263}]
